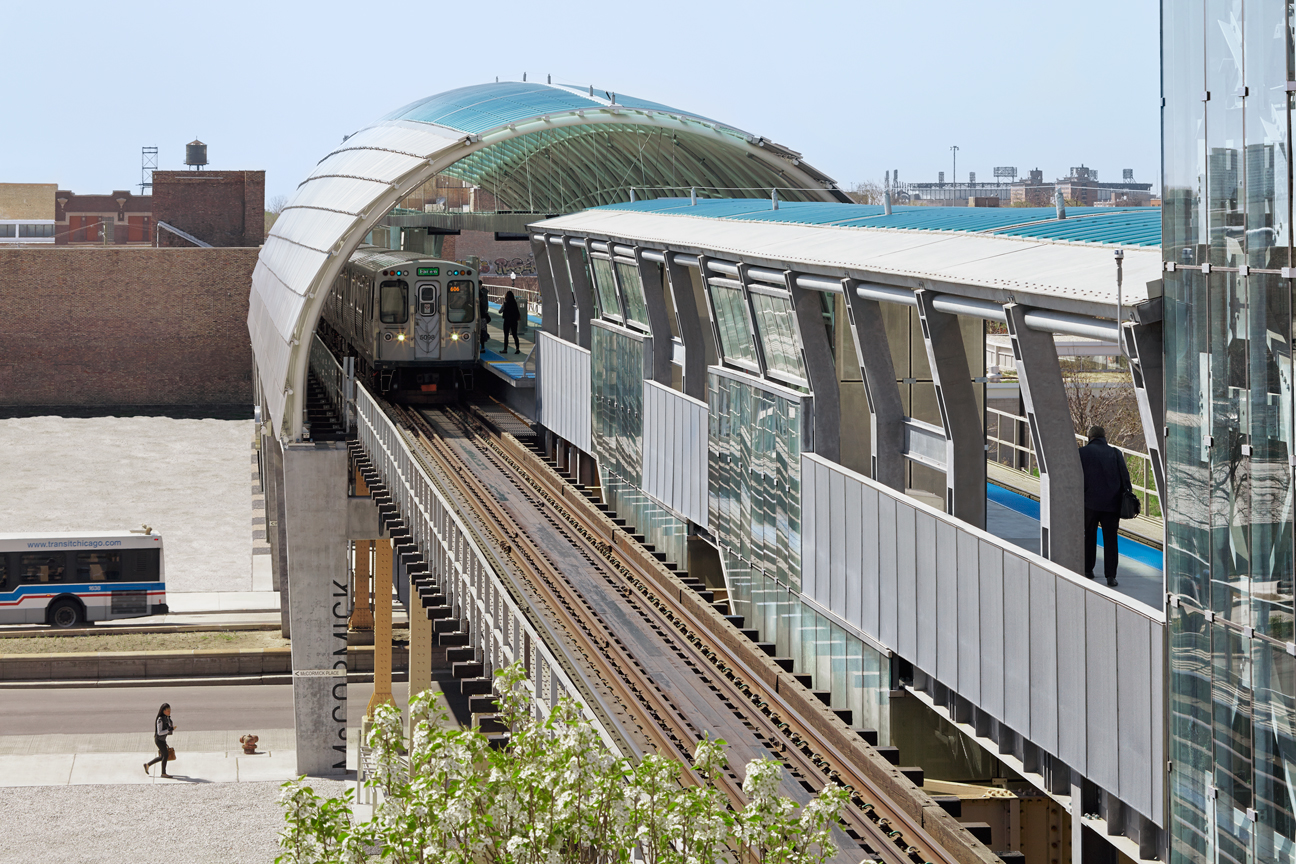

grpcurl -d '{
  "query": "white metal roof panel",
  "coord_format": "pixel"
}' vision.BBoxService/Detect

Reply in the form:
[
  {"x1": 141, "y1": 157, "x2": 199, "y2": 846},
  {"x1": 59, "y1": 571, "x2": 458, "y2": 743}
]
[
  {"x1": 332, "y1": 120, "x2": 463, "y2": 158},
  {"x1": 536, "y1": 210, "x2": 1162, "y2": 316},
  {"x1": 306, "y1": 148, "x2": 425, "y2": 184},
  {"x1": 268, "y1": 208, "x2": 358, "y2": 254},
  {"x1": 289, "y1": 176, "x2": 393, "y2": 216}
]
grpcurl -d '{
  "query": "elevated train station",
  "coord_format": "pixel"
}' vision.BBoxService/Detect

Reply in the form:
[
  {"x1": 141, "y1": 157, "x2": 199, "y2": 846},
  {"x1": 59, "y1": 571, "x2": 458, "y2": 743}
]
[{"x1": 249, "y1": 80, "x2": 1198, "y2": 864}]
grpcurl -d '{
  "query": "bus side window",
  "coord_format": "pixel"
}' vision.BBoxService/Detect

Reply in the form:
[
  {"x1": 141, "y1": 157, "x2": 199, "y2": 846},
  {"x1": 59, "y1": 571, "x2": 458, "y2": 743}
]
[
  {"x1": 77, "y1": 551, "x2": 121, "y2": 582},
  {"x1": 0, "y1": 554, "x2": 9, "y2": 591},
  {"x1": 21, "y1": 553, "x2": 65, "y2": 582},
  {"x1": 122, "y1": 549, "x2": 161, "y2": 582}
]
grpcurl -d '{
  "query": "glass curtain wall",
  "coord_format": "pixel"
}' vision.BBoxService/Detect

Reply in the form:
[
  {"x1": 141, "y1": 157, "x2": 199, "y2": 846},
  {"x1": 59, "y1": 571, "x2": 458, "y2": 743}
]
[
  {"x1": 1163, "y1": 4, "x2": 1296, "y2": 863},
  {"x1": 750, "y1": 290, "x2": 809, "y2": 383},
  {"x1": 726, "y1": 552, "x2": 890, "y2": 740},
  {"x1": 590, "y1": 257, "x2": 624, "y2": 322}
]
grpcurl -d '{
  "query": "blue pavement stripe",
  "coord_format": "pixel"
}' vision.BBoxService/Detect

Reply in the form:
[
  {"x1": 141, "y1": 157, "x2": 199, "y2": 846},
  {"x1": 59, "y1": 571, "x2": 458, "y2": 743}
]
[{"x1": 986, "y1": 483, "x2": 1162, "y2": 571}]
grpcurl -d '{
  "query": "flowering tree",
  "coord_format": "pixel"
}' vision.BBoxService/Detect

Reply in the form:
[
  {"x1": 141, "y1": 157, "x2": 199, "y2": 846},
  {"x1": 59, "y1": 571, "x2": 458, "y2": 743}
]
[{"x1": 278, "y1": 662, "x2": 849, "y2": 864}]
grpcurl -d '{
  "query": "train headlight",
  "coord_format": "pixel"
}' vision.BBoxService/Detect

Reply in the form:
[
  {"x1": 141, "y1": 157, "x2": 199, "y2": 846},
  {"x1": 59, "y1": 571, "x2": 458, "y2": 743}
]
[
  {"x1": 451, "y1": 332, "x2": 459, "y2": 341},
  {"x1": 397, "y1": 333, "x2": 406, "y2": 342}
]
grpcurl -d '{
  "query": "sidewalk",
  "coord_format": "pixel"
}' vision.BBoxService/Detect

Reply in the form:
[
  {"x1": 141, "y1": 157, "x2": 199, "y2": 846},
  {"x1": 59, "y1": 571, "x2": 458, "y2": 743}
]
[{"x1": 0, "y1": 728, "x2": 359, "y2": 786}]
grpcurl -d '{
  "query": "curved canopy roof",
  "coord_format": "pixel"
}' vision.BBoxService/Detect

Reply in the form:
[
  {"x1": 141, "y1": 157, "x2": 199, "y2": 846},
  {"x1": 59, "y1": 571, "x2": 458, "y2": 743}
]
[{"x1": 250, "y1": 81, "x2": 845, "y2": 440}]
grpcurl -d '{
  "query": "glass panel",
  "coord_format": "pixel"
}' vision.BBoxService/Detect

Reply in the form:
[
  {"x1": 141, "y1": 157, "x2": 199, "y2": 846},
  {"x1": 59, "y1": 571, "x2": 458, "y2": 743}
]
[
  {"x1": 1170, "y1": 605, "x2": 1214, "y2": 864},
  {"x1": 614, "y1": 261, "x2": 650, "y2": 328},
  {"x1": 1209, "y1": 270, "x2": 1251, "y2": 625},
  {"x1": 751, "y1": 292, "x2": 807, "y2": 381},
  {"x1": 829, "y1": 622, "x2": 848, "y2": 711},
  {"x1": 0, "y1": 225, "x2": 14, "y2": 238},
  {"x1": 20, "y1": 553, "x2": 65, "y2": 583},
  {"x1": 1212, "y1": 623, "x2": 1254, "y2": 864},
  {"x1": 446, "y1": 281, "x2": 474, "y2": 323},
  {"x1": 1163, "y1": 0, "x2": 1206, "y2": 269},
  {"x1": 76, "y1": 551, "x2": 121, "y2": 582},
  {"x1": 1253, "y1": 638, "x2": 1296, "y2": 864},
  {"x1": 379, "y1": 280, "x2": 408, "y2": 324},
  {"x1": 709, "y1": 283, "x2": 757, "y2": 366},
  {"x1": 591, "y1": 257, "x2": 622, "y2": 320}
]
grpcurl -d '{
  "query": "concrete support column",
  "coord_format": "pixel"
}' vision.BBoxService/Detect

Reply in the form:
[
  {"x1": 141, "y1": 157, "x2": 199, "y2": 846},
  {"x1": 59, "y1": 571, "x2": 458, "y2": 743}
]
[
  {"x1": 787, "y1": 272, "x2": 840, "y2": 463},
  {"x1": 366, "y1": 536, "x2": 395, "y2": 718},
  {"x1": 565, "y1": 239, "x2": 595, "y2": 349},
  {"x1": 262, "y1": 431, "x2": 291, "y2": 638},
  {"x1": 1005, "y1": 303, "x2": 1084, "y2": 571},
  {"x1": 663, "y1": 251, "x2": 711, "y2": 401},
  {"x1": 1123, "y1": 317, "x2": 1166, "y2": 505},
  {"x1": 634, "y1": 247, "x2": 675, "y2": 386},
  {"x1": 282, "y1": 440, "x2": 350, "y2": 776},
  {"x1": 842, "y1": 280, "x2": 906, "y2": 492},
  {"x1": 532, "y1": 235, "x2": 558, "y2": 338},
  {"x1": 915, "y1": 288, "x2": 985, "y2": 527}
]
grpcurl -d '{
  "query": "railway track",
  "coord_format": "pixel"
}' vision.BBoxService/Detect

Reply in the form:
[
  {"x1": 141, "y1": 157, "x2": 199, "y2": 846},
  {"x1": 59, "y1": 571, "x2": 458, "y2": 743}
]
[{"x1": 377, "y1": 401, "x2": 994, "y2": 864}]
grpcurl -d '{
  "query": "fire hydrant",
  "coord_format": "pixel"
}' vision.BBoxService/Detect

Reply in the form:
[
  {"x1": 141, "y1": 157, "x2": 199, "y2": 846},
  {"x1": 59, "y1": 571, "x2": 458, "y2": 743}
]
[{"x1": 240, "y1": 734, "x2": 259, "y2": 754}]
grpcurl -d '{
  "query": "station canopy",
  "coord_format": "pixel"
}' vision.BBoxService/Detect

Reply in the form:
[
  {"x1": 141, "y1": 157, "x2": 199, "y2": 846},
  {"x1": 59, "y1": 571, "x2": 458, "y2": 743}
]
[{"x1": 250, "y1": 81, "x2": 847, "y2": 441}]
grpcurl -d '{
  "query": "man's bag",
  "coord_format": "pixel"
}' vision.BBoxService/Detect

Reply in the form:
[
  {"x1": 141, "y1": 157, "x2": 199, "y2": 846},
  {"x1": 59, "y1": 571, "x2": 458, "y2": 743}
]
[
  {"x1": 167, "y1": 746, "x2": 176, "y2": 762},
  {"x1": 1120, "y1": 488, "x2": 1141, "y2": 520}
]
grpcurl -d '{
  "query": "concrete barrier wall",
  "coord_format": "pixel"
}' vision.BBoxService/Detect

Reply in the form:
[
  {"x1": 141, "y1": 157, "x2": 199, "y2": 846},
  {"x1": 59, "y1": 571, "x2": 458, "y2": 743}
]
[
  {"x1": 0, "y1": 645, "x2": 408, "y2": 681},
  {"x1": 800, "y1": 452, "x2": 1165, "y2": 825}
]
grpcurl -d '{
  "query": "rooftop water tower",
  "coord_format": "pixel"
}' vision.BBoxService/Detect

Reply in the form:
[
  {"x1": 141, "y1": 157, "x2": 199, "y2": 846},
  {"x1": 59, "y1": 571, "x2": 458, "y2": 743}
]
[{"x1": 185, "y1": 140, "x2": 208, "y2": 171}]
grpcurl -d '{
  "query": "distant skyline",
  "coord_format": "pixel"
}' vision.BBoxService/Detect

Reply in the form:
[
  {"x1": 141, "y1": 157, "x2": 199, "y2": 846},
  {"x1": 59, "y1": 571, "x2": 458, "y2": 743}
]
[{"x1": 2, "y1": 0, "x2": 1161, "y2": 203}]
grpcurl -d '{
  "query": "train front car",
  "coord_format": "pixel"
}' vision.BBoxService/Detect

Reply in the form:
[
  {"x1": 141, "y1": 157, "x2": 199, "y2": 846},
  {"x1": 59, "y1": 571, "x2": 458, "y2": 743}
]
[{"x1": 322, "y1": 248, "x2": 480, "y2": 403}]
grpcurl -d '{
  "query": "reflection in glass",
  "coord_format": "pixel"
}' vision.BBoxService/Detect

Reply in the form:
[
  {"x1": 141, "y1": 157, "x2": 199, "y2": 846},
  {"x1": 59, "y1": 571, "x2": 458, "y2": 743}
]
[
  {"x1": 709, "y1": 282, "x2": 758, "y2": 366},
  {"x1": 591, "y1": 257, "x2": 623, "y2": 320},
  {"x1": 614, "y1": 261, "x2": 650, "y2": 328}
]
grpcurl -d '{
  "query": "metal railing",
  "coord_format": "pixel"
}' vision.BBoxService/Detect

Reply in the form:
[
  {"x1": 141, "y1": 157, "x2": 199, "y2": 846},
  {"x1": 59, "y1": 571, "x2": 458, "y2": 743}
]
[
  {"x1": 985, "y1": 405, "x2": 1161, "y2": 521},
  {"x1": 329, "y1": 355, "x2": 619, "y2": 754},
  {"x1": 309, "y1": 335, "x2": 353, "y2": 434}
]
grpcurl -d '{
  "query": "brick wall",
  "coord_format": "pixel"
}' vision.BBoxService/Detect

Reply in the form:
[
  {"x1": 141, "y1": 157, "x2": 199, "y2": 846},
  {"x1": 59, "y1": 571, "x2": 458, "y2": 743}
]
[
  {"x1": 153, "y1": 170, "x2": 265, "y2": 247},
  {"x1": 0, "y1": 247, "x2": 258, "y2": 407}
]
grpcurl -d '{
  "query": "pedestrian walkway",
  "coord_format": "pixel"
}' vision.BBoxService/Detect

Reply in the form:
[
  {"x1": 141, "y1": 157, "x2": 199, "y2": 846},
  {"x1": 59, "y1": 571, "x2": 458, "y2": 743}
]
[
  {"x1": 0, "y1": 728, "x2": 360, "y2": 786},
  {"x1": 985, "y1": 483, "x2": 1164, "y2": 610}
]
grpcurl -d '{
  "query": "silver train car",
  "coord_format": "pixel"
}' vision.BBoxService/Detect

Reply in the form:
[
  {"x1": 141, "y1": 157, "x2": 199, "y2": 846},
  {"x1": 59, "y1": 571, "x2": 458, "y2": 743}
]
[{"x1": 318, "y1": 247, "x2": 480, "y2": 401}]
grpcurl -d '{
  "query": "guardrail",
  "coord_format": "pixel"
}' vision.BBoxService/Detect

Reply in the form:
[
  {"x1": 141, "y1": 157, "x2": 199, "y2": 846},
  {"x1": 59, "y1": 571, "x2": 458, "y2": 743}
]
[
  {"x1": 346, "y1": 374, "x2": 619, "y2": 753},
  {"x1": 985, "y1": 405, "x2": 1161, "y2": 520},
  {"x1": 309, "y1": 335, "x2": 353, "y2": 434}
]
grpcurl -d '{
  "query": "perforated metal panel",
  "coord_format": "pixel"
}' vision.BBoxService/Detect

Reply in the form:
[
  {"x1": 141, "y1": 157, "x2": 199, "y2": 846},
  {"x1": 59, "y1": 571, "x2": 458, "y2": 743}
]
[
  {"x1": 799, "y1": 452, "x2": 1166, "y2": 826},
  {"x1": 536, "y1": 331, "x2": 591, "y2": 453},
  {"x1": 642, "y1": 380, "x2": 708, "y2": 528}
]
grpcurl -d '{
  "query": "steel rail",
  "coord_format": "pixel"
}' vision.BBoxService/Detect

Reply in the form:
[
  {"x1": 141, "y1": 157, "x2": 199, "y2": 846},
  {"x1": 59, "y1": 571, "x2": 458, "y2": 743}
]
[{"x1": 399, "y1": 403, "x2": 965, "y2": 864}]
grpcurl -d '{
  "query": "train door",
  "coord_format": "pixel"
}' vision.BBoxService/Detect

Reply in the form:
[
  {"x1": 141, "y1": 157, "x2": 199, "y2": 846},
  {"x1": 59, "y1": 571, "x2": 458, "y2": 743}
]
[{"x1": 414, "y1": 281, "x2": 440, "y2": 359}]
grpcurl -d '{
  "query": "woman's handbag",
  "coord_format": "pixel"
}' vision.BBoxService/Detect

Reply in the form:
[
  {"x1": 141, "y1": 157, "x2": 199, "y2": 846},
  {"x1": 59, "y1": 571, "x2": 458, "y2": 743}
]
[
  {"x1": 167, "y1": 746, "x2": 177, "y2": 762},
  {"x1": 1120, "y1": 488, "x2": 1141, "y2": 520}
]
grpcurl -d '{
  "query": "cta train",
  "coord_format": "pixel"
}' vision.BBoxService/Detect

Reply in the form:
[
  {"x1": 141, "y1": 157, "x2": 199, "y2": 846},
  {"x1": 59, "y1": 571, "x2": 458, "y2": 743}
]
[{"x1": 318, "y1": 247, "x2": 480, "y2": 401}]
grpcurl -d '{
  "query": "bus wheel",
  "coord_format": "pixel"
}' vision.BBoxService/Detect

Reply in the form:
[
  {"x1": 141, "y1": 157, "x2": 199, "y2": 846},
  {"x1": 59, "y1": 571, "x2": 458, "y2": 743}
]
[{"x1": 49, "y1": 599, "x2": 82, "y2": 629}]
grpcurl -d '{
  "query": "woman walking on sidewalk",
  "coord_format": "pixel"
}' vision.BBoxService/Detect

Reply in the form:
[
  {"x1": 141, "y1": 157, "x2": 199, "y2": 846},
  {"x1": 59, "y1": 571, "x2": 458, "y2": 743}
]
[{"x1": 144, "y1": 703, "x2": 176, "y2": 778}]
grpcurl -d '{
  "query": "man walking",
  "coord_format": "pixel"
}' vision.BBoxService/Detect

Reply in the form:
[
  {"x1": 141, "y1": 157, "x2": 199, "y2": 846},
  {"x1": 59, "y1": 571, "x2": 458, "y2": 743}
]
[{"x1": 1078, "y1": 425, "x2": 1131, "y2": 587}]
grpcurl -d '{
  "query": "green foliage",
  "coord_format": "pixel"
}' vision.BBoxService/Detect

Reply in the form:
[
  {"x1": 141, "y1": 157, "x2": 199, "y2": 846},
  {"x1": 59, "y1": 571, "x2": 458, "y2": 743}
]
[{"x1": 278, "y1": 661, "x2": 848, "y2": 864}]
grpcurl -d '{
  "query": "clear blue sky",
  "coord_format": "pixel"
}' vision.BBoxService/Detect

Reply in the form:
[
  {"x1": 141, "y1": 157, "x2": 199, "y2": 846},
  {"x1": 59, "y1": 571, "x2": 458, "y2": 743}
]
[{"x1": 2, "y1": 0, "x2": 1160, "y2": 202}]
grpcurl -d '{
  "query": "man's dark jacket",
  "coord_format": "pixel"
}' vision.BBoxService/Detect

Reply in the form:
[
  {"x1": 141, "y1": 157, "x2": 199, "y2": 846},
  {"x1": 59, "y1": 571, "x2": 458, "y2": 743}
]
[{"x1": 1078, "y1": 436, "x2": 1131, "y2": 512}]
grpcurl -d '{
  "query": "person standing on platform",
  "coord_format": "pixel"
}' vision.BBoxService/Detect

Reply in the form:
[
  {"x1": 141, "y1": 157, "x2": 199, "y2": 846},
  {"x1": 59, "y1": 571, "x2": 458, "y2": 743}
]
[
  {"x1": 479, "y1": 290, "x2": 491, "y2": 345},
  {"x1": 144, "y1": 702, "x2": 176, "y2": 778},
  {"x1": 501, "y1": 290, "x2": 522, "y2": 354},
  {"x1": 1078, "y1": 425, "x2": 1131, "y2": 587}
]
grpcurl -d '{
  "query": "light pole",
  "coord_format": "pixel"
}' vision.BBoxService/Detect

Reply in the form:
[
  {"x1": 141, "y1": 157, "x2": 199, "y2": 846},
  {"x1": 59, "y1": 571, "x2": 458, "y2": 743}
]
[{"x1": 951, "y1": 146, "x2": 959, "y2": 189}]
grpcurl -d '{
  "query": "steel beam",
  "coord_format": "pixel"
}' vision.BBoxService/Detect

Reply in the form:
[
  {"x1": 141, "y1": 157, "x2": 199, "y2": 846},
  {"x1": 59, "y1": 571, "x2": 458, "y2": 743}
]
[
  {"x1": 915, "y1": 288, "x2": 985, "y2": 527},
  {"x1": 1005, "y1": 303, "x2": 1084, "y2": 571},
  {"x1": 366, "y1": 537, "x2": 395, "y2": 718},
  {"x1": 842, "y1": 278, "x2": 906, "y2": 492},
  {"x1": 1123, "y1": 320, "x2": 1165, "y2": 507},
  {"x1": 564, "y1": 239, "x2": 596, "y2": 349},
  {"x1": 531, "y1": 235, "x2": 557, "y2": 338},
  {"x1": 788, "y1": 272, "x2": 840, "y2": 463},
  {"x1": 664, "y1": 251, "x2": 710, "y2": 401},
  {"x1": 635, "y1": 247, "x2": 675, "y2": 386}
]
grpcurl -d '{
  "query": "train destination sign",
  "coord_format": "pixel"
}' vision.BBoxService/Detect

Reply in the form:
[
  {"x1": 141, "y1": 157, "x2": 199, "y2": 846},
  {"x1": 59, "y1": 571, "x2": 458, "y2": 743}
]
[{"x1": 417, "y1": 267, "x2": 440, "y2": 276}]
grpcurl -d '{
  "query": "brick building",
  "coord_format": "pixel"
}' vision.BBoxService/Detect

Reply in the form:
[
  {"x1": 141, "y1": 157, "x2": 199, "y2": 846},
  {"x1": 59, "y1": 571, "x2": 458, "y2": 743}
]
[
  {"x1": 0, "y1": 247, "x2": 258, "y2": 409},
  {"x1": 0, "y1": 183, "x2": 57, "y2": 244},
  {"x1": 50, "y1": 170, "x2": 265, "y2": 247},
  {"x1": 152, "y1": 170, "x2": 265, "y2": 247}
]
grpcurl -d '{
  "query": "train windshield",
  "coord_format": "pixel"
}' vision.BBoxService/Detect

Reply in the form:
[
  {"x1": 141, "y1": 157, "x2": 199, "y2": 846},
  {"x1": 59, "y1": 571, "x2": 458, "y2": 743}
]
[
  {"x1": 446, "y1": 281, "x2": 475, "y2": 323},
  {"x1": 379, "y1": 280, "x2": 409, "y2": 324}
]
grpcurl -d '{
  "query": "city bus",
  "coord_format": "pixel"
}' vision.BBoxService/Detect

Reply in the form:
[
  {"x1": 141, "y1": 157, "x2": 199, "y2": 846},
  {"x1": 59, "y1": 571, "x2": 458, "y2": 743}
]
[{"x1": 0, "y1": 530, "x2": 168, "y2": 627}]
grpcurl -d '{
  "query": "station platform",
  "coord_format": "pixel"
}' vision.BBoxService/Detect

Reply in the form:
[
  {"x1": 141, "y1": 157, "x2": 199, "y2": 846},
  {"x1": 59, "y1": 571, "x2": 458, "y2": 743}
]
[
  {"x1": 985, "y1": 482, "x2": 1164, "y2": 611},
  {"x1": 477, "y1": 302, "x2": 537, "y2": 387}
]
